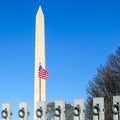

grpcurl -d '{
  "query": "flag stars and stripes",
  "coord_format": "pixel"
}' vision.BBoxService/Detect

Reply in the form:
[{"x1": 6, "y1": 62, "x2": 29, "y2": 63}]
[{"x1": 38, "y1": 65, "x2": 49, "y2": 79}]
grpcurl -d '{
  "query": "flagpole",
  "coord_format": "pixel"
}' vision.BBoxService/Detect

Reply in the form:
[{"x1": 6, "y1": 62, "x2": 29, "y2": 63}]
[
  {"x1": 39, "y1": 62, "x2": 41, "y2": 101},
  {"x1": 38, "y1": 63, "x2": 49, "y2": 102},
  {"x1": 39, "y1": 78, "x2": 41, "y2": 101}
]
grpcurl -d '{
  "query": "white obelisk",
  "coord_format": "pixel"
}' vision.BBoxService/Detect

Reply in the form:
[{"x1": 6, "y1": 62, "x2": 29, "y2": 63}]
[{"x1": 34, "y1": 6, "x2": 46, "y2": 120}]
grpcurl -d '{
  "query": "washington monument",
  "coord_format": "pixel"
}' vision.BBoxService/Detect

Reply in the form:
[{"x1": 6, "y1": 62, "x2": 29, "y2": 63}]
[{"x1": 34, "y1": 6, "x2": 46, "y2": 120}]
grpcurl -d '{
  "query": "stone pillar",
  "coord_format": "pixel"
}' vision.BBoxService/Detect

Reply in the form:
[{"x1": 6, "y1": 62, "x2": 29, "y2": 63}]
[
  {"x1": 1, "y1": 103, "x2": 12, "y2": 120},
  {"x1": 74, "y1": 99, "x2": 85, "y2": 120},
  {"x1": 18, "y1": 102, "x2": 29, "y2": 120},
  {"x1": 36, "y1": 101, "x2": 46, "y2": 120},
  {"x1": 55, "y1": 100, "x2": 65, "y2": 120},
  {"x1": 112, "y1": 96, "x2": 120, "y2": 120},
  {"x1": 93, "y1": 97, "x2": 105, "y2": 120}
]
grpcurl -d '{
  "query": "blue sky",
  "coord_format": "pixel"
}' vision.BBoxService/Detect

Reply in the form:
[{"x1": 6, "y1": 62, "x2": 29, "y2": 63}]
[{"x1": 0, "y1": 0, "x2": 120, "y2": 119}]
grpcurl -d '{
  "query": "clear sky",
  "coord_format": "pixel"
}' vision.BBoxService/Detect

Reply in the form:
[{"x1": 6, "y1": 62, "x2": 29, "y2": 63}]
[{"x1": 0, "y1": 0, "x2": 120, "y2": 119}]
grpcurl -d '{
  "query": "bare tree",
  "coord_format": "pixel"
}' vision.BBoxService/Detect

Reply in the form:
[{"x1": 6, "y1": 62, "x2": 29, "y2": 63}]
[{"x1": 86, "y1": 47, "x2": 120, "y2": 120}]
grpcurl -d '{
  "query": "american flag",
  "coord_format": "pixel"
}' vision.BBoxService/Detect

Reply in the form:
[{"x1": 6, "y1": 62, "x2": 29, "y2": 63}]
[{"x1": 38, "y1": 65, "x2": 49, "y2": 79}]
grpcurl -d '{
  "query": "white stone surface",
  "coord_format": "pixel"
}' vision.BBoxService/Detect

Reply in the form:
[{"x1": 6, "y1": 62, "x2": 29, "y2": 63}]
[{"x1": 113, "y1": 96, "x2": 120, "y2": 103}]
